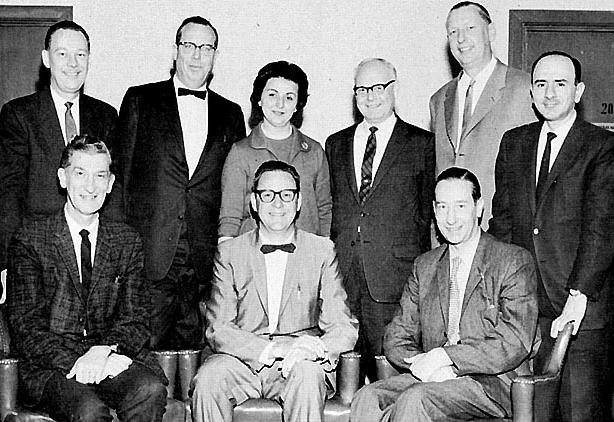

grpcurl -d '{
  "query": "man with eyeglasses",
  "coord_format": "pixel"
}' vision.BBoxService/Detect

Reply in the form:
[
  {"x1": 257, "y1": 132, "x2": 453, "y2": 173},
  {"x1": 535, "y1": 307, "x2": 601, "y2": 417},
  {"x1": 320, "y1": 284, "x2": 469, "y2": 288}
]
[
  {"x1": 430, "y1": 1, "x2": 536, "y2": 230},
  {"x1": 191, "y1": 160, "x2": 357, "y2": 422},
  {"x1": 114, "y1": 16, "x2": 245, "y2": 351},
  {"x1": 325, "y1": 58, "x2": 434, "y2": 382}
]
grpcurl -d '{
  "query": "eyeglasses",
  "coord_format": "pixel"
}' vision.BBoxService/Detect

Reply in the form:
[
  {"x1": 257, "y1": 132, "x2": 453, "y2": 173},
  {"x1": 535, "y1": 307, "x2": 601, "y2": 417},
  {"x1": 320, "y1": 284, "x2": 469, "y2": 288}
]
[
  {"x1": 177, "y1": 41, "x2": 216, "y2": 55},
  {"x1": 254, "y1": 189, "x2": 298, "y2": 203},
  {"x1": 353, "y1": 80, "x2": 396, "y2": 97}
]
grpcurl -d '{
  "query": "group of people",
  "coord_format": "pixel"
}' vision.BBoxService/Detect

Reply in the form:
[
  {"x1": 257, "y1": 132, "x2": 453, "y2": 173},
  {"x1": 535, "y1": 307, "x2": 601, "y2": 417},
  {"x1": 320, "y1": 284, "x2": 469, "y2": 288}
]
[{"x1": 0, "y1": 1, "x2": 612, "y2": 421}]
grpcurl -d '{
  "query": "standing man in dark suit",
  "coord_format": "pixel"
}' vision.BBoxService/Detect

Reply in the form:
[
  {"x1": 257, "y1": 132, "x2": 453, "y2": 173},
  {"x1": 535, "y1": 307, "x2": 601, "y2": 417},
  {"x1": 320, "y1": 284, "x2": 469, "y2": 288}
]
[
  {"x1": 430, "y1": 1, "x2": 536, "y2": 229},
  {"x1": 114, "y1": 16, "x2": 245, "y2": 350},
  {"x1": 326, "y1": 58, "x2": 434, "y2": 380},
  {"x1": 0, "y1": 20, "x2": 117, "y2": 288},
  {"x1": 351, "y1": 167, "x2": 539, "y2": 422},
  {"x1": 491, "y1": 51, "x2": 614, "y2": 422},
  {"x1": 7, "y1": 135, "x2": 166, "y2": 422}
]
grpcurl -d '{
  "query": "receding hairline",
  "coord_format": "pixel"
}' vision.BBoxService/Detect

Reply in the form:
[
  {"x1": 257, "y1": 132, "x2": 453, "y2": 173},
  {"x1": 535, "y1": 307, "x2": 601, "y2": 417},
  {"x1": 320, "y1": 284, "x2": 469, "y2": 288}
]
[
  {"x1": 354, "y1": 58, "x2": 397, "y2": 83},
  {"x1": 447, "y1": 2, "x2": 492, "y2": 25}
]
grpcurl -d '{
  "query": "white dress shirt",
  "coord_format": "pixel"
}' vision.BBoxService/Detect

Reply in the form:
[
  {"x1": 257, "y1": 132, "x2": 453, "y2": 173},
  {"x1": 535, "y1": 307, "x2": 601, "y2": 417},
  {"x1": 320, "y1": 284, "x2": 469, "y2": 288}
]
[
  {"x1": 535, "y1": 111, "x2": 577, "y2": 185},
  {"x1": 64, "y1": 204, "x2": 99, "y2": 283},
  {"x1": 456, "y1": 55, "x2": 497, "y2": 144},
  {"x1": 50, "y1": 85, "x2": 80, "y2": 145},
  {"x1": 353, "y1": 113, "x2": 397, "y2": 188},
  {"x1": 174, "y1": 76, "x2": 209, "y2": 179}
]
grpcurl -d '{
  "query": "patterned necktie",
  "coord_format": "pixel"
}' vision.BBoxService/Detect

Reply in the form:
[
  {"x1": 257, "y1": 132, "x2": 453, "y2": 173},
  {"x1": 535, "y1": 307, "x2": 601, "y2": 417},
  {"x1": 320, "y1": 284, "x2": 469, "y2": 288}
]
[
  {"x1": 65, "y1": 102, "x2": 77, "y2": 144},
  {"x1": 536, "y1": 132, "x2": 556, "y2": 202},
  {"x1": 359, "y1": 126, "x2": 378, "y2": 204},
  {"x1": 79, "y1": 229, "x2": 92, "y2": 294},
  {"x1": 260, "y1": 243, "x2": 296, "y2": 254},
  {"x1": 447, "y1": 256, "x2": 462, "y2": 345},
  {"x1": 178, "y1": 87, "x2": 208, "y2": 100},
  {"x1": 461, "y1": 79, "x2": 475, "y2": 139}
]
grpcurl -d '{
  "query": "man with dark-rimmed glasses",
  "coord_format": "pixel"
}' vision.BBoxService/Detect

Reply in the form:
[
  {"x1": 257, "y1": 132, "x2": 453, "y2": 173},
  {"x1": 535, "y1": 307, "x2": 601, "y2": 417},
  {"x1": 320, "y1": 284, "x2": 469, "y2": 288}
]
[
  {"x1": 326, "y1": 58, "x2": 435, "y2": 382},
  {"x1": 191, "y1": 160, "x2": 357, "y2": 422}
]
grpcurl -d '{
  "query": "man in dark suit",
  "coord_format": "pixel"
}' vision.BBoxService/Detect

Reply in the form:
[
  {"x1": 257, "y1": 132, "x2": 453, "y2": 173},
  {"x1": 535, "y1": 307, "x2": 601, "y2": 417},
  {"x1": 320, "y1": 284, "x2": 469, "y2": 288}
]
[
  {"x1": 191, "y1": 160, "x2": 357, "y2": 422},
  {"x1": 325, "y1": 58, "x2": 434, "y2": 380},
  {"x1": 114, "y1": 16, "x2": 246, "y2": 350},
  {"x1": 0, "y1": 20, "x2": 117, "y2": 286},
  {"x1": 7, "y1": 135, "x2": 166, "y2": 422},
  {"x1": 351, "y1": 167, "x2": 539, "y2": 421},
  {"x1": 491, "y1": 51, "x2": 614, "y2": 422},
  {"x1": 430, "y1": 1, "x2": 536, "y2": 229}
]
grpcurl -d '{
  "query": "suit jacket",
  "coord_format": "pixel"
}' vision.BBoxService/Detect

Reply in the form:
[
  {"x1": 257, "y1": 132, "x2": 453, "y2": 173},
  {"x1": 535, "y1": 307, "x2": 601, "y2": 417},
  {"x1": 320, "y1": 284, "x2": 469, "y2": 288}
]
[
  {"x1": 0, "y1": 88, "x2": 117, "y2": 270},
  {"x1": 430, "y1": 60, "x2": 536, "y2": 229},
  {"x1": 384, "y1": 232, "x2": 539, "y2": 412},
  {"x1": 325, "y1": 117, "x2": 434, "y2": 303},
  {"x1": 6, "y1": 211, "x2": 164, "y2": 404},
  {"x1": 114, "y1": 79, "x2": 245, "y2": 282},
  {"x1": 490, "y1": 119, "x2": 614, "y2": 329},
  {"x1": 205, "y1": 229, "x2": 358, "y2": 375}
]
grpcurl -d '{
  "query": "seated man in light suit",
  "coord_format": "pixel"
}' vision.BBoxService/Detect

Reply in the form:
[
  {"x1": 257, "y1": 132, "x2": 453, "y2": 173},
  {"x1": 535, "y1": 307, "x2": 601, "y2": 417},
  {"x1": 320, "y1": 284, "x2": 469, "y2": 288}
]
[
  {"x1": 191, "y1": 160, "x2": 358, "y2": 422},
  {"x1": 351, "y1": 167, "x2": 539, "y2": 421},
  {"x1": 7, "y1": 135, "x2": 166, "y2": 421}
]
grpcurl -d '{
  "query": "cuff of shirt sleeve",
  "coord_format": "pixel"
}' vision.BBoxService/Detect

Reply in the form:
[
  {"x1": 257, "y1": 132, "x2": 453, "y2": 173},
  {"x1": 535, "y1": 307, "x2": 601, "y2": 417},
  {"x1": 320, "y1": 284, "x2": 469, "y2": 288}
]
[{"x1": 259, "y1": 342, "x2": 276, "y2": 366}]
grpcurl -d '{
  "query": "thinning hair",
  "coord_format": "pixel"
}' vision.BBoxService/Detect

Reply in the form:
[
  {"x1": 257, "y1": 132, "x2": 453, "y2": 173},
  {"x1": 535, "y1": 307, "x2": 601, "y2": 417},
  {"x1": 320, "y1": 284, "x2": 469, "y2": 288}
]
[
  {"x1": 45, "y1": 20, "x2": 90, "y2": 51},
  {"x1": 175, "y1": 16, "x2": 219, "y2": 48},
  {"x1": 531, "y1": 51, "x2": 582, "y2": 84},
  {"x1": 354, "y1": 58, "x2": 397, "y2": 83}
]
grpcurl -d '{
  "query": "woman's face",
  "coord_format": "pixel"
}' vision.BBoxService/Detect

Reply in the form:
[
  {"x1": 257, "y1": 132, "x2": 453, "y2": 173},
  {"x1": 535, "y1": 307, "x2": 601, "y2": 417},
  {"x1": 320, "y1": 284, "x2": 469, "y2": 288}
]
[{"x1": 259, "y1": 77, "x2": 299, "y2": 129}]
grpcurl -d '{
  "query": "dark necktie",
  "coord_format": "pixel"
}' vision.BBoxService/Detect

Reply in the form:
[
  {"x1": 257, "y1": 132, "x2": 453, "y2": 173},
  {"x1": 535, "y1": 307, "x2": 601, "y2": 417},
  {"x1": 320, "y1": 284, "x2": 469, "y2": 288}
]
[
  {"x1": 260, "y1": 243, "x2": 296, "y2": 254},
  {"x1": 359, "y1": 126, "x2": 378, "y2": 204},
  {"x1": 79, "y1": 229, "x2": 92, "y2": 294},
  {"x1": 178, "y1": 87, "x2": 208, "y2": 100},
  {"x1": 65, "y1": 101, "x2": 77, "y2": 143},
  {"x1": 460, "y1": 79, "x2": 475, "y2": 139},
  {"x1": 536, "y1": 132, "x2": 556, "y2": 201}
]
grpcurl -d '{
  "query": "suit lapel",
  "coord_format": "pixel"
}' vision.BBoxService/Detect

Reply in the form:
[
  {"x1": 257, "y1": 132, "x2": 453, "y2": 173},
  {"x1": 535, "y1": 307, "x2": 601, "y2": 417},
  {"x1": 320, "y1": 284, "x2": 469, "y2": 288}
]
[
  {"x1": 278, "y1": 244, "x2": 300, "y2": 319},
  {"x1": 526, "y1": 125, "x2": 540, "y2": 215},
  {"x1": 444, "y1": 78, "x2": 459, "y2": 150},
  {"x1": 461, "y1": 61, "x2": 506, "y2": 144},
  {"x1": 437, "y1": 246, "x2": 451, "y2": 329},
  {"x1": 53, "y1": 214, "x2": 84, "y2": 303},
  {"x1": 39, "y1": 89, "x2": 66, "y2": 157},
  {"x1": 249, "y1": 232, "x2": 270, "y2": 318},
  {"x1": 461, "y1": 234, "x2": 488, "y2": 315},
  {"x1": 158, "y1": 80, "x2": 188, "y2": 176},
  {"x1": 371, "y1": 118, "x2": 405, "y2": 192},
  {"x1": 341, "y1": 126, "x2": 360, "y2": 203},
  {"x1": 191, "y1": 91, "x2": 220, "y2": 181},
  {"x1": 90, "y1": 222, "x2": 113, "y2": 300}
]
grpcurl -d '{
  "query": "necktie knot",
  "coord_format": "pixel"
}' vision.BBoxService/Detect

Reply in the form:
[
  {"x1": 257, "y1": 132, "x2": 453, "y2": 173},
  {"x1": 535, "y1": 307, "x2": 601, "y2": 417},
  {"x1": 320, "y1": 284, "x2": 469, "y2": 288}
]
[
  {"x1": 79, "y1": 229, "x2": 90, "y2": 240},
  {"x1": 260, "y1": 243, "x2": 296, "y2": 254},
  {"x1": 546, "y1": 132, "x2": 557, "y2": 143},
  {"x1": 178, "y1": 87, "x2": 207, "y2": 100},
  {"x1": 369, "y1": 126, "x2": 378, "y2": 134},
  {"x1": 65, "y1": 101, "x2": 73, "y2": 111}
]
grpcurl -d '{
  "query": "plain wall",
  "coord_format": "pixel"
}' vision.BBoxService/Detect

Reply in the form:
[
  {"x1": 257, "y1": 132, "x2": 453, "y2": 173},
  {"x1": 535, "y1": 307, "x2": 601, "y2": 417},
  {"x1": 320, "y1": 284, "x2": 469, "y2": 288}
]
[{"x1": 1, "y1": 0, "x2": 613, "y2": 141}]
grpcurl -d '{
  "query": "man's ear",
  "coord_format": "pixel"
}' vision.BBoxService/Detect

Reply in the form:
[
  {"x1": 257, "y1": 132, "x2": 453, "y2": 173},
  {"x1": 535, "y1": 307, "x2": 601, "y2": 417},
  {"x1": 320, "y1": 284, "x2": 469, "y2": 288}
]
[
  {"x1": 574, "y1": 82, "x2": 586, "y2": 104},
  {"x1": 42, "y1": 49, "x2": 50, "y2": 69},
  {"x1": 57, "y1": 168, "x2": 67, "y2": 189},
  {"x1": 250, "y1": 192, "x2": 257, "y2": 211},
  {"x1": 296, "y1": 192, "x2": 302, "y2": 213},
  {"x1": 106, "y1": 174, "x2": 116, "y2": 193}
]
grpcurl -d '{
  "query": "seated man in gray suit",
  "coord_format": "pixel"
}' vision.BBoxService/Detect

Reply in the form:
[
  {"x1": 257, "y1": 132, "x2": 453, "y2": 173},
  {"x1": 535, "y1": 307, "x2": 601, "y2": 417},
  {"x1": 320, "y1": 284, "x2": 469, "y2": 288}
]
[
  {"x1": 191, "y1": 160, "x2": 358, "y2": 422},
  {"x1": 351, "y1": 167, "x2": 539, "y2": 421}
]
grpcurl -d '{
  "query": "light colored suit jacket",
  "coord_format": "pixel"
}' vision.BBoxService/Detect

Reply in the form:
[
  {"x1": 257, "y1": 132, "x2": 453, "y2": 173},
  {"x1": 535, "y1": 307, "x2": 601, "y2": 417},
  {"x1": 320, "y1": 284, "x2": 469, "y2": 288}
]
[
  {"x1": 205, "y1": 229, "x2": 358, "y2": 373},
  {"x1": 430, "y1": 60, "x2": 536, "y2": 229},
  {"x1": 384, "y1": 232, "x2": 540, "y2": 411}
]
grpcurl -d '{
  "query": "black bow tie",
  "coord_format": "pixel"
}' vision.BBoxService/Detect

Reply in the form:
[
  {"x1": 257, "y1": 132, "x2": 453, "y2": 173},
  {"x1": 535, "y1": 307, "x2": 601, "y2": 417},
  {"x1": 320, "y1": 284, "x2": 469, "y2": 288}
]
[
  {"x1": 178, "y1": 87, "x2": 207, "y2": 100},
  {"x1": 260, "y1": 243, "x2": 296, "y2": 254}
]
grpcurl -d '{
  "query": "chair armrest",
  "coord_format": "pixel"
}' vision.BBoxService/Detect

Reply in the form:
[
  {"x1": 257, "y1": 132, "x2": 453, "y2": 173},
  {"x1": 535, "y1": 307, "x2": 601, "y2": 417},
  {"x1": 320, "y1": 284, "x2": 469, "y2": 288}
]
[
  {"x1": 336, "y1": 351, "x2": 361, "y2": 403},
  {"x1": 0, "y1": 358, "x2": 19, "y2": 421},
  {"x1": 374, "y1": 355, "x2": 399, "y2": 381}
]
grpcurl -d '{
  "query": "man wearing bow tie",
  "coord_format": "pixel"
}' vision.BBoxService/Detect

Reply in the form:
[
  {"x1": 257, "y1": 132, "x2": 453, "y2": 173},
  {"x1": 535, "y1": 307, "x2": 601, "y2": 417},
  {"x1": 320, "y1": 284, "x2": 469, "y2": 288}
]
[
  {"x1": 114, "y1": 16, "x2": 245, "y2": 350},
  {"x1": 191, "y1": 160, "x2": 358, "y2": 422}
]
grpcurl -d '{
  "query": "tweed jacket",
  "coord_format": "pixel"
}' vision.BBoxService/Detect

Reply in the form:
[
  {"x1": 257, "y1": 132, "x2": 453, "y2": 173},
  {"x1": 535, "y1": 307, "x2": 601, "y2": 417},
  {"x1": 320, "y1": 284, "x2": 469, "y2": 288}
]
[
  {"x1": 218, "y1": 124, "x2": 332, "y2": 238},
  {"x1": 205, "y1": 229, "x2": 358, "y2": 374},
  {"x1": 430, "y1": 60, "x2": 537, "y2": 229},
  {"x1": 0, "y1": 88, "x2": 117, "y2": 270},
  {"x1": 7, "y1": 211, "x2": 164, "y2": 404},
  {"x1": 384, "y1": 232, "x2": 540, "y2": 409}
]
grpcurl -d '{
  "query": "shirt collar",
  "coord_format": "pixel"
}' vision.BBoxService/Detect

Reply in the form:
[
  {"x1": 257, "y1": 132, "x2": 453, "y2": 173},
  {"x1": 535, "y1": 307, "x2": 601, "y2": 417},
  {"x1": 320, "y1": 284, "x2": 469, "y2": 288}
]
[
  {"x1": 460, "y1": 55, "x2": 496, "y2": 85},
  {"x1": 543, "y1": 110, "x2": 577, "y2": 140},
  {"x1": 173, "y1": 75, "x2": 208, "y2": 94},
  {"x1": 258, "y1": 228, "x2": 296, "y2": 246},
  {"x1": 50, "y1": 84, "x2": 80, "y2": 111},
  {"x1": 449, "y1": 230, "x2": 481, "y2": 263},
  {"x1": 63, "y1": 203, "x2": 99, "y2": 238},
  {"x1": 358, "y1": 113, "x2": 397, "y2": 133}
]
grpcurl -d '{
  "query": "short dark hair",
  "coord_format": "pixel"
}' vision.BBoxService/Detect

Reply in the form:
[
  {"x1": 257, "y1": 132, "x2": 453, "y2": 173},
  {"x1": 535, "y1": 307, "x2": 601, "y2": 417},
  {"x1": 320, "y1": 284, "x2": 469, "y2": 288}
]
[
  {"x1": 249, "y1": 160, "x2": 301, "y2": 224},
  {"x1": 45, "y1": 20, "x2": 90, "y2": 51},
  {"x1": 248, "y1": 61, "x2": 309, "y2": 129},
  {"x1": 449, "y1": 1, "x2": 492, "y2": 24},
  {"x1": 59, "y1": 134, "x2": 112, "y2": 171},
  {"x1": 175, "y1": 16, "x2": 218, "y2": 49},
  {"x1": 531, "y1": 51, "x2": 582, "y2": 84},
  {"x1": 435, "y1": 167, "x2": 481, "y2": 202}
]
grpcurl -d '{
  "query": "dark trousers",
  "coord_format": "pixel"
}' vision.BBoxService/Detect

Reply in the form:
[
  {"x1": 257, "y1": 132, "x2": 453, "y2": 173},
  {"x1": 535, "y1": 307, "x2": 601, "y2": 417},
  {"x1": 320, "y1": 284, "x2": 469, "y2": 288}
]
[
  {"x1": 536, "y1": 317, "x2": 610, "y2": 422},
  {"x1": 346, "y1": 241, "x2": 399, "y2": 382},
  {"x1": 149, "y1": 225, "x2": 205, "y2": 350},
  {"x1": 40, "y1": 362, "x2": 166, "y2": 422}
]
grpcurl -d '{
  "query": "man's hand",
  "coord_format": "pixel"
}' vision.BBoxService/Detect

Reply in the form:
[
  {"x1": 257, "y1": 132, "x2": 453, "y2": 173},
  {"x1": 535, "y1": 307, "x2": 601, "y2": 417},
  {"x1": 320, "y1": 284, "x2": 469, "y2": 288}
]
[
  {"x1": 427, "y1": 365, "x2": 457, "y2": 382},
  {"x1": 405, "y1": 347, "x2": 453, "y2": 381},
  {"x1": 66, "y1": 345, "x2": 113, "y2": 384},
  {"x1": 551, "y1": 291, "x2": 587, "y2": 337},
  {"x1": 271, "y1": 335, "x2": 327, "y2": 360},
  {"x1": 96, "y1": 353, "x2": 132, "y2": 383},
  {"x1": 280, "y1": 346, "x2": 314, "y2": 378}
]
